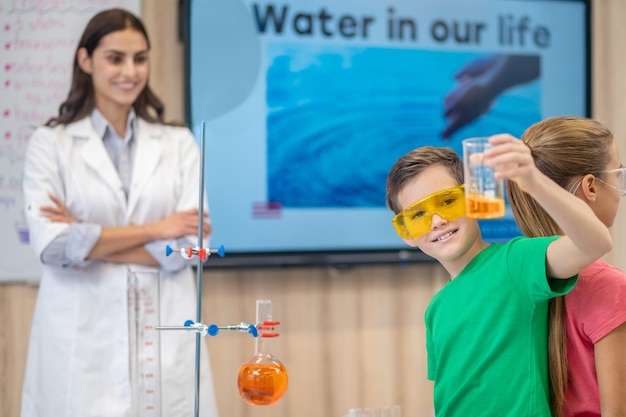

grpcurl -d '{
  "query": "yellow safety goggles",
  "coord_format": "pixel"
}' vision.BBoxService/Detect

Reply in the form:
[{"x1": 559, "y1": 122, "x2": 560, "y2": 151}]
[{"x1": 392, "y1": 185, "x2": 466, "y2": 239}]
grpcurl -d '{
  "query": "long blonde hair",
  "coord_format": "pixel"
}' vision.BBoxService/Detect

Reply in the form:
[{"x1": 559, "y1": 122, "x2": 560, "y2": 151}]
[{"x1": 507, "y1": 116, "x2": 614, "y2": 417}]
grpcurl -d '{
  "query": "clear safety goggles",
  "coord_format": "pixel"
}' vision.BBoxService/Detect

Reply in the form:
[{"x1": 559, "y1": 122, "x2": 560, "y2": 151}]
[
  {"x1": 597, "y1": 167, "x2": 626, "y2": 197},
  {"x1": 570, "y1": 167, "x2": 626, "y2": 197},
  {"x1": 392, "y1": 185, "x2": 466, "y2": 239}
]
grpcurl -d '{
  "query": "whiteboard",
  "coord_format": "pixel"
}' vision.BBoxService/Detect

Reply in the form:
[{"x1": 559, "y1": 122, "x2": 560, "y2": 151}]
[{"x1": 0, "y1": 0, "x2": 141, "y2": 283}]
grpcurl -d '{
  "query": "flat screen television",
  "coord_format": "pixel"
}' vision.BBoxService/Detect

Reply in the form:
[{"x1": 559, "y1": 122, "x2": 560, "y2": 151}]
[{"x1": 181, "y1": 0, "x2": 590, "y2": 268}]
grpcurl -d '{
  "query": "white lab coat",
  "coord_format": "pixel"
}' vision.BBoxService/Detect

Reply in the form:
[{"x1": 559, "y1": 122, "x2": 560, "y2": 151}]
[{"x1": 21, "y1": 117, "x2": 219, "y2": 417}]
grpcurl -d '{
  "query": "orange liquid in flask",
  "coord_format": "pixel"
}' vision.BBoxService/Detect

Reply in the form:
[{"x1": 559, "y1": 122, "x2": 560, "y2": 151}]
[
  {"x1": 465, "y1": 194, "x2": 506, "y2": 219},
  {"x1": 238, "y1": 359, "x2": 288, "y2": 406}
]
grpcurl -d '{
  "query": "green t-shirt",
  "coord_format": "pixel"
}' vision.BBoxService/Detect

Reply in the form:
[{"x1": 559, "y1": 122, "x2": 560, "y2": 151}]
[{"x1": 425, "y1": 236, "x2": 576, "y2": 417}]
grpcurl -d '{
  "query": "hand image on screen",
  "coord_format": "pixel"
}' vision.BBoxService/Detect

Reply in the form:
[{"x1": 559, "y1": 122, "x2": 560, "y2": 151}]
[{"x1": 441, "y1": 54, "x2": 540, "y2": 139}]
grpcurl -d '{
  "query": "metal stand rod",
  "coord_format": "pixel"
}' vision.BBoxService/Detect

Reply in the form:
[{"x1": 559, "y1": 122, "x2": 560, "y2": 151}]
[
  {"x1": 193, "y1": 122, "x2": 207, "y2": 417},
  {"x1": 155, "y1": 325, "x2": 204, "y2": 331},
  {"x1": 155, "y1": 323, "x2": 259, "y2": 333}
]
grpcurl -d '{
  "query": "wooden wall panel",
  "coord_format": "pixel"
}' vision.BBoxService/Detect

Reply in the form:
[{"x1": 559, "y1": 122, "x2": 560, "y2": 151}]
[
  {"x1": 592, "y1": 0, "x2": 626, "y2": 273},
  {"x1": 141, "y1": 0, "x2": 186, "y2": 124},
  {"x1": 0, "y1": 284, "x2": 38, "y2": 417}
]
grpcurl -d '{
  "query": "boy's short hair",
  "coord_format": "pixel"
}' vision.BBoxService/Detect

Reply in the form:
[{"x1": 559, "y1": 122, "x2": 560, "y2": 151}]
[{"x1": 386, "y1": 146, "x2": 464, "y2": 214}]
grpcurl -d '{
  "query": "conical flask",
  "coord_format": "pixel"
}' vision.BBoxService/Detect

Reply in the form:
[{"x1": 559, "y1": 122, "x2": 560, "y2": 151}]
[{"x1": 237, "y1": 299, "x2": 288, "y2": 406}]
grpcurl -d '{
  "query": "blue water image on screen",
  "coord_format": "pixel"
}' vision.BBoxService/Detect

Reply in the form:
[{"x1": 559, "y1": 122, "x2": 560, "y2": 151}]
[{"x1": 266, "y1": 44, "x2": 541, "y2": 210}]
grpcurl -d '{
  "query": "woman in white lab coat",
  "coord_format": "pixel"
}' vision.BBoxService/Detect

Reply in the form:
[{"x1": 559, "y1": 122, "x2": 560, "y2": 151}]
[{"x1": 21, "y1": 9, "x2": 219, "y2": 417}]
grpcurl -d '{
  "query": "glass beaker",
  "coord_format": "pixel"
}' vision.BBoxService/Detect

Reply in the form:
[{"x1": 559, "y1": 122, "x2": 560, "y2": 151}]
[
  {"x1": 237, "y1": 299, "x2": 288, "y2": 406},
  {"x1": 462, "y1": 137, "x2": 506, "y2": 219},
  {"x1": 128, "y1": 268, "x2": 162, "y2": 417}
]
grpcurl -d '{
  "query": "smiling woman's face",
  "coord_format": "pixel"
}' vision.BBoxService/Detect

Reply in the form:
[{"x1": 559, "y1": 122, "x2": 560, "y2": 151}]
[{"x1": 78, "y1": 27, "x2": 149, "y2": 116}]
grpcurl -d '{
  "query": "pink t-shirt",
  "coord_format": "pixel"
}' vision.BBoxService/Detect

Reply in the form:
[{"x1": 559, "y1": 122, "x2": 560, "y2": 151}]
[{"x1": 563, "y1": 259, "x2": 626, "y2": 417}]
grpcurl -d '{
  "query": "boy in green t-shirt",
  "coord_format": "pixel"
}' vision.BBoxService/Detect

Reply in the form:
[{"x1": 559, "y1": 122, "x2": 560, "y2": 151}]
[{"x1": 385, "y1": 134, "x2": 612, "y2": 416}]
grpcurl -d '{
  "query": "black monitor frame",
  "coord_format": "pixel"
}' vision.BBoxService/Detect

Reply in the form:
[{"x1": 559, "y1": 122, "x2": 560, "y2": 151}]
[{"x1": 177, "y1": 0, "x2": 591, "y2": 269}]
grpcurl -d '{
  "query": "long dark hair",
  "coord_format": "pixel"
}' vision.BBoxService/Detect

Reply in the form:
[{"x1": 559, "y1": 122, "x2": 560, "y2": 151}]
[{"x1": 46, "y1": 8, "x2": 165, "y2": 127}]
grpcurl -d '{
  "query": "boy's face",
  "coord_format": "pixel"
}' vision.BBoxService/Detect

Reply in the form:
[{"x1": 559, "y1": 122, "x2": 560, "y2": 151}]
[{"x1": 397, "y1": 165, "x2": 482, "y2": 263}]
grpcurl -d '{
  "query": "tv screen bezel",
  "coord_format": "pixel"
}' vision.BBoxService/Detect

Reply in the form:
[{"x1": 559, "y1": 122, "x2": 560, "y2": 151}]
[{"x1": 178, "y1": 0, "x2": 592, "y2": 269}]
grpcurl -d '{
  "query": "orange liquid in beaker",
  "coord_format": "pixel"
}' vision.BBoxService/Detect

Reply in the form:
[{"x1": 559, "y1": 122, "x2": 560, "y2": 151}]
[
  {"x1": 237, "y1": 361, "x2": 288, "y2": 406},
  {"x1": 466, "y1": 194, "x2": 506, "y2": 219}
]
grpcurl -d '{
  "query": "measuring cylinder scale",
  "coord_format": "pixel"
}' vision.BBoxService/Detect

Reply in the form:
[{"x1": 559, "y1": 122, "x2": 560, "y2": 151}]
[
  {"x1": 237, "y1": 300, "x2": 289, "y2": 406},
  {"x1": 128, "y1": 268, "x2": 162, "y2": 417}
]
